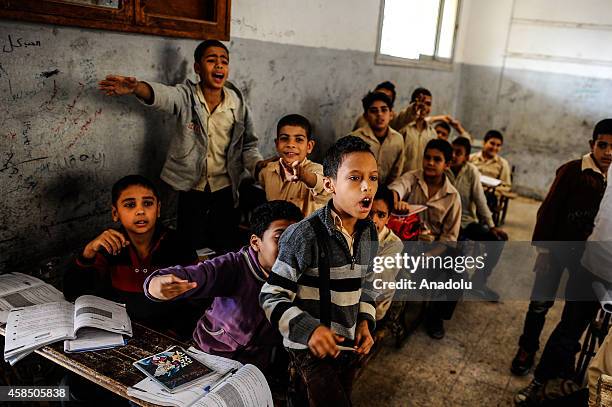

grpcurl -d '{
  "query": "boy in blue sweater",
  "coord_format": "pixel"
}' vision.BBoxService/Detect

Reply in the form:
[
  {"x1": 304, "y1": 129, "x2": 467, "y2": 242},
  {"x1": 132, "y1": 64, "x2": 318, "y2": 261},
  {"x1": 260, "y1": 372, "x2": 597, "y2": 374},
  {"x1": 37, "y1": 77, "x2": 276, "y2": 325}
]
[{"x1": 260, "y1": 136, "x2": 379, "y2": 406}]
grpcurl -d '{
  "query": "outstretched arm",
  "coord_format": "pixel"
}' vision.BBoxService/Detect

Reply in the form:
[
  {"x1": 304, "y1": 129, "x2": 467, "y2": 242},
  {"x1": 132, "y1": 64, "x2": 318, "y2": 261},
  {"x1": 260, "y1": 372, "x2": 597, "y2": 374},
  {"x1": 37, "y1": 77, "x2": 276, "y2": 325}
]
[{"x1": 98, "y1": 75, "x2": 154, "y2": 105}]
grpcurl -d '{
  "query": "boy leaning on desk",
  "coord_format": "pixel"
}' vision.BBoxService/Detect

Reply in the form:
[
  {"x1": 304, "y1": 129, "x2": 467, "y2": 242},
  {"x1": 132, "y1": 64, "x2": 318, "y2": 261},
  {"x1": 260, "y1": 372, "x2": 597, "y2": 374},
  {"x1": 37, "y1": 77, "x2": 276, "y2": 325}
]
[{"x1": 63, "y1": 175, "x2": 199, "y2": 339}]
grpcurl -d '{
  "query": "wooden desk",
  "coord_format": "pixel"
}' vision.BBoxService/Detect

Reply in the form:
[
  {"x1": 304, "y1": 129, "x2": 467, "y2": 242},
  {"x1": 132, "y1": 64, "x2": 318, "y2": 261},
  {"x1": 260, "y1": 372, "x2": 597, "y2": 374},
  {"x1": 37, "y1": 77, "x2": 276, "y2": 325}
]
[{"x1": 1, "y1": 322, "x2": 189, "y2": 406}]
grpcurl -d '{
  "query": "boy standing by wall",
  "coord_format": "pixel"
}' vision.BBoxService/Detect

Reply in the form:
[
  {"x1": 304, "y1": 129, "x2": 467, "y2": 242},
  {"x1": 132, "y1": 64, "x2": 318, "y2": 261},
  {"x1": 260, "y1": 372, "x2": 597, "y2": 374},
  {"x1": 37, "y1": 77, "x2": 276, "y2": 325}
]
[
  {"x1": 99, "y1": 40, "x2": 263, "y2": 253},
  {"x1": 258, "y1": 114, "x2": 330, "y2": 216},
  {"x1": 351, "y1": 92, "x2": 404, "y2": 185},
  {"x1": 513, "y1": 120, "x2": 612, "y2": 405},
  {"x1": 352, "y1": 81, "x2": 397, "y2": 131},
  {"x1": 260, "y1": 136, "x2": 379, "y2": 406},
  {"x1": 397, "y1": 88, "x2": 438, "y2": 174}
]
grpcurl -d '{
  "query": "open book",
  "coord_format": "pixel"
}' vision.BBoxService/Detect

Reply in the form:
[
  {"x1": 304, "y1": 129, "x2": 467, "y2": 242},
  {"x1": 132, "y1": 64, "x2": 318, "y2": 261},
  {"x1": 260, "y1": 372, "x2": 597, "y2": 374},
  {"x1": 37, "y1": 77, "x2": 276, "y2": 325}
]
[
  {"x1": 128, "y1": 347, "x2": 273, "y2": 407},
  {"x1": 480, "y1": 175, "x2": 502, "y2": 188},
  {"x1": 3, "y1": 295, "x2": 132, "y2": 365},
  {"x1": 0, "y1": 272, "x2": 64, "y2": 324}
]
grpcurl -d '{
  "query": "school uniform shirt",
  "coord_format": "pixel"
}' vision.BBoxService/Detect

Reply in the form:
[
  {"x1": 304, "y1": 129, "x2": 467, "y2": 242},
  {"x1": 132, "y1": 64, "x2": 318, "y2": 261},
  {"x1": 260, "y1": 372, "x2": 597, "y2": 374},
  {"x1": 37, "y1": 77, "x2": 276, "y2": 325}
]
[
  {"x1": 445, "y1": 163, "x2": 495, "y2": 229},
  {"x1": 533, "y1": 153, "x2": 607, "y2": 245},
  {"x1": 193, "y1": 85, "x2": 234, "y2": 192},
  {"x1": 399, "y1": 120, "x2": 438, "y2": 174},
  {"x1": 64, "y1": 226, "x2": 198, "y2": 334},
  {"x1": 258, "y1": 159, "x2": 330, "y2": 216},
  {"x1": 350, "y1": 126, "x2": 405, "y2": 185},
  {"x1": 388, "y1": 169, "x2": 462, "y2": 242},
  {"x1": 469, "y1": 151, "x2": 512, "y2": 187},
  {"x1": 373, "y1": 226, "x2": 403, "y2": 320},
  {"x1": 144, "y1": 247, "x2": 282, "y2": 372}
]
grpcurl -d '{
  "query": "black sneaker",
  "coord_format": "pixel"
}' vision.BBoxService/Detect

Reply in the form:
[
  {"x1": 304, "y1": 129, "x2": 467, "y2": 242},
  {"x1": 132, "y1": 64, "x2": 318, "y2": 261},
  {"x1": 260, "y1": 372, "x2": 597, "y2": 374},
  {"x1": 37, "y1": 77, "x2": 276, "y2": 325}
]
[
  {"x1": 471, "y1": 284, "x2": 500, "y2": 302},
  {"x1": 511, "y1": 347, "x2": 535, "y2": 376},
  {"x1": 514, "y1": 379, "x2": 543, "y2": 406},
  {"x1": 425, "y1": 317, "x2": 445, "y2": 340}
]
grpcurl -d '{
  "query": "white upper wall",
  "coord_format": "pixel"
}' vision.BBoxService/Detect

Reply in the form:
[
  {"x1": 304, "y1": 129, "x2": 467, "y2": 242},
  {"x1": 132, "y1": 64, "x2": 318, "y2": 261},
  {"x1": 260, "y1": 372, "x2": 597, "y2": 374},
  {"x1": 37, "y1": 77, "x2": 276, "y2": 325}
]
[
  {"x1": 456, "y1": 0, "x2": 612, "y2": 78},
  {"x1": 231, "y1": 0, "x2": 612, "y2": 79},
  {"x1": 231, "y1": 0, "x2": 380, "y2": 52}
]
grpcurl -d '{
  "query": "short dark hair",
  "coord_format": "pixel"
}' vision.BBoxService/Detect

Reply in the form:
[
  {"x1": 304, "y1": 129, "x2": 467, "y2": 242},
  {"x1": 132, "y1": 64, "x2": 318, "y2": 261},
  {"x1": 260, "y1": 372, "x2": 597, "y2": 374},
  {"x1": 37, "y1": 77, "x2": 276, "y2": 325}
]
[
  {"x1": 410, "y1": 87, "x2": 432, "y2": 103},
  {"x1": 323, "y1": 136, "x2": 374, "y2": 179},
  {"x1": 194, "y1": 40, "x2": 229, "y2": 62},
  {"x1": 452, "y1": 137, "x2": 472, "y2": 157},
  {"x1": 362, "y1": 91, "x2": 393, "y2": 113},
  {"x1": 277, "y1": 114, "x2": 313, "y2": 140},
  {"x1": 249, "y1": 200, "x2": 303, "y2": 238},
  {"x1": 111, "y1": 175, "x2": 160, "y2": 205},
  {"x1": 435, "y1": 121, "x2": 451, "y2": 133},
  {"x1": 374, "y1": 185, "x2": 394, "y2": 214},
  {"x1": 425, "y1": 139, "x2": 453, "y2": 163},
  {"x1": 374, "y1": 81, "x2": 396, "y2": 103},
  {"x1": 593, "y1": 119, "x2": 612, "y2": 141},
  {"x1": 484, "y1": 130, "x2": 503, "y2": 144}
]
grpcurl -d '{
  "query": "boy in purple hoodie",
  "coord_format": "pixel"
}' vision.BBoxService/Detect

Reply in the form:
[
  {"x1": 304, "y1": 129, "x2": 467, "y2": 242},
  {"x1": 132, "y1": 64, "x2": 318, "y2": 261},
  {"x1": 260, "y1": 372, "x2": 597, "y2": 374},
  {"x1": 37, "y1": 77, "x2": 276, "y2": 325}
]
[{"x1": 144, "y1": 201, "x2": 303, "y2": 372}]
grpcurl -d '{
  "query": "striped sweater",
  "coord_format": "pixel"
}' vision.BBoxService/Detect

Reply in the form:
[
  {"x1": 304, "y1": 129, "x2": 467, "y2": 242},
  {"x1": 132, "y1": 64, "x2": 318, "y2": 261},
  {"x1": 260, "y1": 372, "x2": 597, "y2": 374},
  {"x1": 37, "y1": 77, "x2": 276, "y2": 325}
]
[{"x1": 259, "y1": 201, "x2": 379, "y2": 349}]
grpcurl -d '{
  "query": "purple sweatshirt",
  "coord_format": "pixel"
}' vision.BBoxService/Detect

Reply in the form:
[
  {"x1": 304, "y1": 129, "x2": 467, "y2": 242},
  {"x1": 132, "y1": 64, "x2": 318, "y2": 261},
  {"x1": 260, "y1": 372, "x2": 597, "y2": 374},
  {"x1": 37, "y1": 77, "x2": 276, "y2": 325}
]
[{"x1": 144, "y1": 247, "x2": 281, "y2": 371}]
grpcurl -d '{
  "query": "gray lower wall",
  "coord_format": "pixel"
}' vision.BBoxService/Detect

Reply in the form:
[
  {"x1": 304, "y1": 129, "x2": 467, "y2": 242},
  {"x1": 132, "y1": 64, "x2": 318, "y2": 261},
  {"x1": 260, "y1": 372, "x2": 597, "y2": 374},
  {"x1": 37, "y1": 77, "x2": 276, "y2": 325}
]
[
  {"x1": 0, "y1": 21, "x2": 460, "y2": 274},
  {"x1": 457, "y1": 64, "x2": 612, "y2": 198},
  {"x1": 2, "y1": 19, "x2": 611, "y2": 274}
]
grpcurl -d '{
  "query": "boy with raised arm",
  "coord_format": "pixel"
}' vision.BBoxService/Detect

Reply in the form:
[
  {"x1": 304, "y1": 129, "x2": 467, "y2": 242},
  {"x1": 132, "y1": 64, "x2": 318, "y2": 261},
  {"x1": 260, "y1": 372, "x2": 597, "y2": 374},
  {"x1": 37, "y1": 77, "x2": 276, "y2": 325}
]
[
  {"x1": 144, "y1": 201, "x2": 303, "y2": 372},
  {"x1": 99, "y1": 40, "x2": 263, "y2": 253},
  {"x1": 258, "y1": 114, "x2": 330, "y2": 216}
]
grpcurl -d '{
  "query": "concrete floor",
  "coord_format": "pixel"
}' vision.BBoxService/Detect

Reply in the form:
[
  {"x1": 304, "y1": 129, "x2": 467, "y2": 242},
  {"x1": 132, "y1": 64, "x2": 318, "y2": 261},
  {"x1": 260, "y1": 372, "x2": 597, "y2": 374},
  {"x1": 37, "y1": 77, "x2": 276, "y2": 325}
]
[{"x1": 353, "y1": 197, "x2": 565, "y2": 407}]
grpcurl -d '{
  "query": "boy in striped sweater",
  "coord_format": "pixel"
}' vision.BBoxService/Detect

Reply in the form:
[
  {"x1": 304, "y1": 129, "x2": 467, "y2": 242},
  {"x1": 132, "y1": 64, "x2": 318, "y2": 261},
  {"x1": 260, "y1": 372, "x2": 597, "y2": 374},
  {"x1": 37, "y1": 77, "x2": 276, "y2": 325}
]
[{"x1": 260, "y1": 136, "x2": 380, "y2": 406}]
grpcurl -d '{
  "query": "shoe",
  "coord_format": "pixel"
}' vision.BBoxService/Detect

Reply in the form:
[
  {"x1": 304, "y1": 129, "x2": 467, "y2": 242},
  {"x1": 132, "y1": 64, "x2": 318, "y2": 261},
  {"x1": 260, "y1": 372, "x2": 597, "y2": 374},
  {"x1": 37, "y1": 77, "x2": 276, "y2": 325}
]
[
  {"x1": 514, "y1": 379, "x2": 543, "y2": 406},
  {"x1": 425, "y1": 317, "x2": 445, "y2": 340},
  {"x1": 511, "y1": 347, "x2": 535, "y2": 376},
  {"x1": 470, "y1": 284, "x2": 500, "y2": 302}
]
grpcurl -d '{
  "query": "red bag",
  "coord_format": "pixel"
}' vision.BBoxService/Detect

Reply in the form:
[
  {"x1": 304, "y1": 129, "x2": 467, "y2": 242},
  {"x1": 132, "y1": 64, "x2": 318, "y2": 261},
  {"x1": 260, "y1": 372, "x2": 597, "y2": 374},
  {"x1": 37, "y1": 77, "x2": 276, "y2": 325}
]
[{"x1": 387, "y1": 213, "x2": 422, "y2": 241}]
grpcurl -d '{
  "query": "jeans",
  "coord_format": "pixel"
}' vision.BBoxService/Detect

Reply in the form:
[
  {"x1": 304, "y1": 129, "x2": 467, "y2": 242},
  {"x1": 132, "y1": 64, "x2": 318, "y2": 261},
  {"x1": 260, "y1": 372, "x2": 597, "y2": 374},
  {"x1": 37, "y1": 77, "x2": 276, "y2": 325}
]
[{"x1": 288, "y1": 349, "x2": 360, "y2": 407}]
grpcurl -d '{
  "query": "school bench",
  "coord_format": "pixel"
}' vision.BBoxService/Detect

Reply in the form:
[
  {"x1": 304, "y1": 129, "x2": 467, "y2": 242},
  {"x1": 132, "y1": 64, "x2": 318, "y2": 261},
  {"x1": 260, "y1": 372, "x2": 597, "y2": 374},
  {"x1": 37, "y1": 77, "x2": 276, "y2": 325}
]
[{"x1": 0, "y1": 322, "x2": 187, "y2": 406}]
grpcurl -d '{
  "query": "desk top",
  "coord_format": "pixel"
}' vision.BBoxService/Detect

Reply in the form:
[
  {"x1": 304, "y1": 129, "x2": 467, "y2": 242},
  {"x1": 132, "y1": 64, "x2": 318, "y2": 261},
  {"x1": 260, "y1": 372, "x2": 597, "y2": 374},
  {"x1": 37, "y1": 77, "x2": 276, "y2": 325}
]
[{"x1": 2, "y1": 322, "x2": 189, "y2": 407}]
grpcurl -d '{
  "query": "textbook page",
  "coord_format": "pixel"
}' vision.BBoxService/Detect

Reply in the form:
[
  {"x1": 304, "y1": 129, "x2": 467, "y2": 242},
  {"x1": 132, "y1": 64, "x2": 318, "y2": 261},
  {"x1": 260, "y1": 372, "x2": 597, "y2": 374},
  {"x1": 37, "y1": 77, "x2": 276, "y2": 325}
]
[
  {"x1": 127, "y1": 348, "x2": 242, "y2": 407},
  {"x1": 3, "y1": 301, "x2": 74, "y2": 363},
  {"x1": 0, "y1": 273, "x2": 45, "y2": 297},
  {"x1": 64, "y1": 328, "x2": 126, "y2": 353},
  {"x1": 73, "y1": 295, "x2": 132, "y2": 336},
  {"x1": 195, "y1": 364, "x2": 273, "y2": 407},
  {"x1": 0, "y1": 284, "x2": 65, "y2": 323},
  {"x1": 480, "y1": 175, "x2": 502, "y2": 187}
]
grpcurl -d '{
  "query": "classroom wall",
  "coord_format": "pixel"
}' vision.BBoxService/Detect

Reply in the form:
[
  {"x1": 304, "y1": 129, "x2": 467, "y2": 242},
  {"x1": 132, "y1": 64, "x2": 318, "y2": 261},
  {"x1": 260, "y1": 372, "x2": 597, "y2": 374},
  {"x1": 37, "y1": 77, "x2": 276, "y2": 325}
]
[
  {"x1": 2, "y1": 0, "x2": 611, "y2": 274},
  {"x1": 455, "y1": 0, "x2": 612, "y2": 197},
  {"x1": 0, "y1": 4, "x2": 461, "y2": 274}
]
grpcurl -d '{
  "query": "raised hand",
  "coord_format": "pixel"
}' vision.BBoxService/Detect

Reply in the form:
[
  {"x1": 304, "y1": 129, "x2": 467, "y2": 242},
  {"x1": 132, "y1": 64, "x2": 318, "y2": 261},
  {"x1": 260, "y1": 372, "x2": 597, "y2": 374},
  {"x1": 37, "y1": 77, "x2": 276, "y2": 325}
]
[
  {"x1": 147, "y1": 274, "x2": 198, "y2": 300},
  {"x1": 83, "y1": 229, "x2": 129, "y2": 258},
  {"x1": 98, "y1": 75, "x2": 139, "y2": 96}
]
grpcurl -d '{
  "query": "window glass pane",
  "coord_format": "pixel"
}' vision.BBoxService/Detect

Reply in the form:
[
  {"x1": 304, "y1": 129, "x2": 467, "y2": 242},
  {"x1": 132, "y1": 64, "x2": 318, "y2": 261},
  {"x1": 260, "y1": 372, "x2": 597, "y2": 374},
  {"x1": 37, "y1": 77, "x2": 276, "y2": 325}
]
[
  {"x1": 438, "y1": 0, "x2": 458, "y2": 58},
  {"x1": 380, "y1": 0, "x2": 440, "y2": 60}
]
